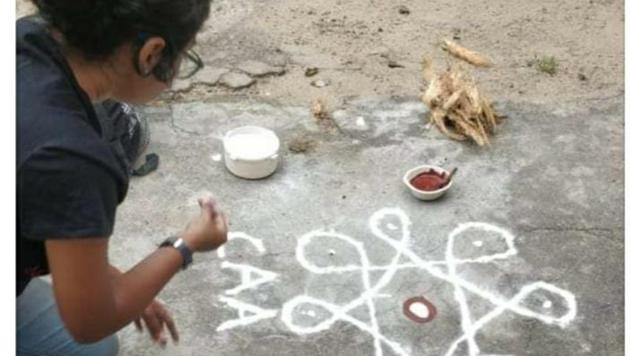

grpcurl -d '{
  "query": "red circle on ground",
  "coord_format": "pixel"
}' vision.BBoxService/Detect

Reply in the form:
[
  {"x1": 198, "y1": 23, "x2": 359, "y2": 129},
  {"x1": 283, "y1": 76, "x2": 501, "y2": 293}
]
[{"x1": 402, "y1": 296, "x2": 438, "y2": 323}]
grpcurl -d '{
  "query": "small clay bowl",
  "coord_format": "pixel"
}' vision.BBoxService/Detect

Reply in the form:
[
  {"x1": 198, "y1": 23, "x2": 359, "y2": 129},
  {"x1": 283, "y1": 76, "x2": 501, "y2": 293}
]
[{"x1": 403, "y1": 165, "x2": 453, "y2": 201}]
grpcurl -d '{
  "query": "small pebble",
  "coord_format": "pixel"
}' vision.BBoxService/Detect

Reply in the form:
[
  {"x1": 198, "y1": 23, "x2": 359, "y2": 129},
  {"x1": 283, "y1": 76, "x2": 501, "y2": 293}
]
[
  {"x1": 453, "y1": 28, "x2": 462, "y2": 40},
  {"x1": 305, "y1": 67, "x2": 319, "y2": 77},
  {"x1": 311, "y1": 79, "x2": 329, "y2": 88},
  {"x1": 387, "y1": 60, "x2": 404, "y2": 69}
]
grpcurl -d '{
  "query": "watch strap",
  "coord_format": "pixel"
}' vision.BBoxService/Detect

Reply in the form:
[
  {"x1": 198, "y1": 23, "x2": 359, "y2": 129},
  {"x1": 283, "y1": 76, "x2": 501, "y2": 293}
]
[{"x1": 159, "y1": 236, "x2": 193, "y2": 270}]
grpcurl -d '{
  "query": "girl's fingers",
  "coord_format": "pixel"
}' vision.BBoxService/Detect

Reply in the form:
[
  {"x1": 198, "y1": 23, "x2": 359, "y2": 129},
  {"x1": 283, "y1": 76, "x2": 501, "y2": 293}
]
[
  {"x1": 134, "y1": 318, "x2": 143, "y2": 332},
  {"x1": 143, "y1": 311, "x2": 164, "y2": 342},
  {"x1": 156, "y1": 305, "x2": 179, "y2": 343}
]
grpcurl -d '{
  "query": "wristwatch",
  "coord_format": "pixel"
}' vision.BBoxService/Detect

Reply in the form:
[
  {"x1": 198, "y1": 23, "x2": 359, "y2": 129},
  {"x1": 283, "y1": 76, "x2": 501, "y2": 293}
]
[{"x1": 159, "y1": 236, "x2": 193, "y2": 270}]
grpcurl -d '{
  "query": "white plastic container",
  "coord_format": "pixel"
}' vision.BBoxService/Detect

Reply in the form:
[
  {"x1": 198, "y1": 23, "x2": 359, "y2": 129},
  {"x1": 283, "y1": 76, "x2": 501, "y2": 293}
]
[
  {"x1": 223, "y1": 126, "x2": 280, "y2": 179},
  {"x1": 403, "y1": 165, "x2": 453, "y2": 201}
]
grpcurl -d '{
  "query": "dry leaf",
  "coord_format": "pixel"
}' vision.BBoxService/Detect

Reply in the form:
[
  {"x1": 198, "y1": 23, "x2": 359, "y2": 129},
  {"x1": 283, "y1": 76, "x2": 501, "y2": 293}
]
[{"x1": 311, "y1": 98, "x2": 339, "y2": 133}]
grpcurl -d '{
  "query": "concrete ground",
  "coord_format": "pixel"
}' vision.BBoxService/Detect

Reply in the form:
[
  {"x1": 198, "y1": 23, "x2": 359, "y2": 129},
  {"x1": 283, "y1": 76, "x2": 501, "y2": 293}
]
[
  {"x1": 109, "y1": 95, "x2": 623, "y2": 356},
  {"x1": 15, "y1": 0, "x2": 624, "y2": 355}
]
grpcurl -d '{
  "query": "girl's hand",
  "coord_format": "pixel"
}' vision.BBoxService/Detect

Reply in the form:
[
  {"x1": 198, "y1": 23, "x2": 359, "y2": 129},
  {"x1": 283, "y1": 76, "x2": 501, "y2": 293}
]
[
  {"x1": 182, "y1": 195, "x2": 228, "y2": 252},
  {"x1": 134, "y1": 299, "x2": 179, "y2": 347}
]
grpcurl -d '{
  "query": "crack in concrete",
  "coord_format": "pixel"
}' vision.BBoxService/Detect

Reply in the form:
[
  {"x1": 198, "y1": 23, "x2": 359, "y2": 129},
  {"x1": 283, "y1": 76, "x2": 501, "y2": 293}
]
[
  {"x1": 519, "y1": 226, "x2": 624, "y2": 250},
  {"x1": 518, "y1": 226, "x2": 622, "y2": 236}
]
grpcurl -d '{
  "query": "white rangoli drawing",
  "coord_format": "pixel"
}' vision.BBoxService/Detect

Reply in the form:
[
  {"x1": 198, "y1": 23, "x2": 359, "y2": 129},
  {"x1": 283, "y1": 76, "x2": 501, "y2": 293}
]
[{"x1": 218, "y1": 208, "x2": 577, "y2": 356}]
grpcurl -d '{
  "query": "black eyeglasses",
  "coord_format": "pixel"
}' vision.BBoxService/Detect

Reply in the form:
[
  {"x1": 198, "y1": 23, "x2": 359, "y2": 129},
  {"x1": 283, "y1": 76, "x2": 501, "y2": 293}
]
[{"x1": 176, "y1": 49, "x2": 204, "y2": 79}]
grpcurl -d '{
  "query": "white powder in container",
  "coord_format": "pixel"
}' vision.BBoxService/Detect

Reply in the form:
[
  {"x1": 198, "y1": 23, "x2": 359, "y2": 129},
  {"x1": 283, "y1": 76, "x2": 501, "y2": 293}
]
[{"x1": 225, "y1": 132, "x2": 278, "y2": 161}]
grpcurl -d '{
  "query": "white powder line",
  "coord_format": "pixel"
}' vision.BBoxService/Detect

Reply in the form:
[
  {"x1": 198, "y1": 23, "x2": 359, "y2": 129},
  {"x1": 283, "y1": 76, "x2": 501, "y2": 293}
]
[
  {"x1": 284, "y1": 259, "x2": 506, "y2": 274},
  {"x1": 446, "y1": 282, "x2": 576, "y2": 356},
  {"x1": 446, "y1": 224, "x2": 481, "y2": 355},
  {"x1": 281, "y1": 208, "x2": 577, "y2": 356},
  {"x1": 220, "y1": 261, "x2": 278, "y2": 296},
  {"x1": 216, "y1": 296, "x2": 278, "y2": 331},
  {"x1": 216, "y1": 232, "x2": 278, "y2": 332},
  {"x1": 281, "y1": 295, "x2": 409, "y2": 356},
  {"x1": 375, "y1": 220, "x2": 575, "y2": 326}
]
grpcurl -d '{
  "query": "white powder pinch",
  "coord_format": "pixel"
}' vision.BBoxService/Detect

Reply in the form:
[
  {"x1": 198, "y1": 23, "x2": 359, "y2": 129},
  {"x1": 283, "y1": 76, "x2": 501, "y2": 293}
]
[{"x1": 226, "y1": 133, "x2": 277, "y2": 161}]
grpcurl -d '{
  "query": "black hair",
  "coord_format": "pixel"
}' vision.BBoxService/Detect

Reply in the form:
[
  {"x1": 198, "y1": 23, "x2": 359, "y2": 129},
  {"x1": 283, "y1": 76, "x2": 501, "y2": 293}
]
[{"x1": 33, "y1": 0, "x2": 211, "y2": 82}]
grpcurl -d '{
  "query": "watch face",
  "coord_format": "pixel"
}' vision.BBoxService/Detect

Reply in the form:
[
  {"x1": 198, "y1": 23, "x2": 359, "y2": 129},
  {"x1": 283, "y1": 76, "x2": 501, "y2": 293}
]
[{"x1": 175, "y1": 238, "x2": 193, "y2": 269}]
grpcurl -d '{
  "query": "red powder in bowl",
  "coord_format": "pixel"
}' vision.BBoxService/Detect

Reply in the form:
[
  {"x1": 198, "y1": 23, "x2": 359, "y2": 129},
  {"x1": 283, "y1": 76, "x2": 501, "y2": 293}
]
[{"x1": 410, "y1": 169, "x2": 447, "y2": 191}]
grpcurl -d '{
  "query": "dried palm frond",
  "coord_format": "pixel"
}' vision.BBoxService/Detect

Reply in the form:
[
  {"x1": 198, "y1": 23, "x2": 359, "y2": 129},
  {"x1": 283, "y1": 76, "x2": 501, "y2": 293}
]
[{"x1": 420, "y1": 62, "x2": 505, "y2": 146}]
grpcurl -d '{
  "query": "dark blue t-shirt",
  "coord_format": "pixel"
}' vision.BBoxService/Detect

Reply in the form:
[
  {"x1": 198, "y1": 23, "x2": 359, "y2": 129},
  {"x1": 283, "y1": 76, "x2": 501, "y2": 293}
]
[{"x1": 17, "y1": 16, "x2": 129, "y2": 296}]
